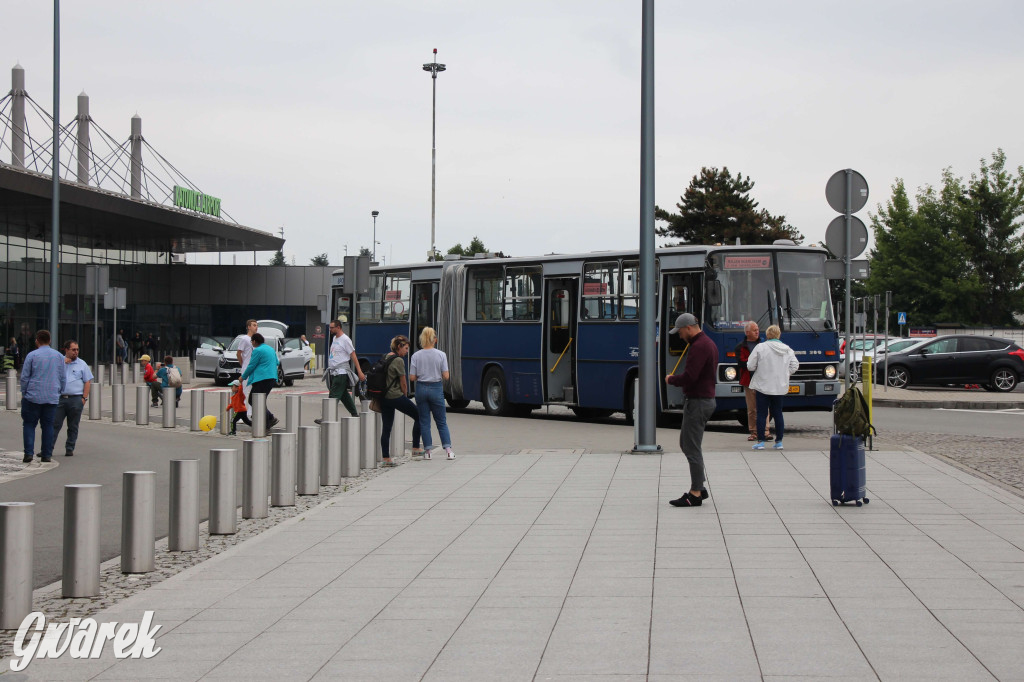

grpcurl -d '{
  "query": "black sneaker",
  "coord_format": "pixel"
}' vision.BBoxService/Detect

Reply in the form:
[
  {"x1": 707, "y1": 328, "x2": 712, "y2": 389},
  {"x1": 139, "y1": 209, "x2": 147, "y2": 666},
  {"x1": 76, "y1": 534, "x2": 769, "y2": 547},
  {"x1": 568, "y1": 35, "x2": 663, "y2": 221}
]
[
  {"x1": 65, "y1": 451, "x2": 74, "y2": 457},
  {"x1": 313, "y1": 418, "x2": 323, "y2": 425},
  {"x1": 267, "y1": 416, "x2": 280, "y2": 429},
  {"x1": 22, "y1": 455, "x2": 32, "y2": 463},
  {"x1": 41, "y1": 458, "x2": 52, "y2": 463},
  {"x1": 669, "y1": 492, "x2": 703, "y2": 507}
]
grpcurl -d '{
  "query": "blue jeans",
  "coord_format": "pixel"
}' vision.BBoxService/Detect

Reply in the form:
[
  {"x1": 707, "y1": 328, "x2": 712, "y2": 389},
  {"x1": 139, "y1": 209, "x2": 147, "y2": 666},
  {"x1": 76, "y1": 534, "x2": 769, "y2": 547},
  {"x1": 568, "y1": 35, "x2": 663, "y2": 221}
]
[
  {"x1": 380, "y1": 395, "x2": 421, "y2": 456},
  {"x1": 54, "y1": 395, "x2": 86, "y2": 454},
  {"x1": 415, "y1": 381, "x2": 451, "y2": 451},
  {"x1": 22, "y1": 399, "x2": 57, "y2": 459},
  {"x1": 755, "y1": 392, "x2": 785, "y2": 442}
]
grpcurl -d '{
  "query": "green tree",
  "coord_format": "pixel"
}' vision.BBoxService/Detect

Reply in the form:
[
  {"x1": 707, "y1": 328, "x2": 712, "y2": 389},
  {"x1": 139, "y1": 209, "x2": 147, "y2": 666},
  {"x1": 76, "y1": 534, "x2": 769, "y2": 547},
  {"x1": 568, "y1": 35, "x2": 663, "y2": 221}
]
[
  {"x1": 358, "y1": 246, "x2": 372, "y2": 257},
  {"x1": 447, "y1": 236, "x2": 489, "y2": 256},
  {"x1": 310, "y1": 253, "x2": 330, "y2": 266},
  {"x1": 656, "y1": 166, "x2": 803, "y2": 245},
  {"x1": 268, "y1": 250, "x2": 287, "y2": 266}
]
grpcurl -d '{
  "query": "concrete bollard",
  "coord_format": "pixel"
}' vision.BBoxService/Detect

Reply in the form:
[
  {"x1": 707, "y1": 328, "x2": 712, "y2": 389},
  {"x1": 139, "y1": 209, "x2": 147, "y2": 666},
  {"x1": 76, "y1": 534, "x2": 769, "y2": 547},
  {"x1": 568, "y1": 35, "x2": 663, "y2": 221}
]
[
  {"x1": 297, "y1": 426, "x2": 320, "y2": 495},
  {"x1": 121, "y1": 472, "x2": 155, "y2": 573},
  {"x1": 252, "y1": 392, "x2": 267, "y2": 438},
  {"x1": 162, "y1": 387, "x2": 176, "y2": 428},
  {"x1": 321, "y1": 397, "x2": 338, "y2": 423},
  {"x1": 63, "y1": 484, "x2": 101, "y2": 597},
  {"x1": 390, "y1": 410, "x2": 406, "y2": 458},
  {"x1": 271, "y1": 433, "x2": 297, "y2": 507},
  {"x1": 242, "y1": 439, "x2": 269, "y2": 519},
  {"x1": 360, "y1": 411, "x2": 375, "y2": 470},
  {"x1": 190, "y1": 390, "x2": 204, "y2": 432},
  {"x1": 341, "y1": 416, "x2": 360, "y2": 477},
  {"x1": 135, "y1": 385, "x2": 150, "y2": 425},
  {"x1": 111, "y1": 384, "x2": 125, "y2": 422},
  {"x1": 219, "y1": 391, "x2": 230, "y2": 435},
  {"x1": 209, "y1": 449, "x2": 237, "y2": 534},
  {"x1": 320, "y1": 421, "x2": 341, "y2": 486},
  {"x1": 89, "y1": 384, "x2": 102, "y2": 420},
  {"x1": 0, "y1": 502, "x2": 34, "y2": 629},
  {"x1": 285, "y1": 395, "x2": 300, "y2": 433},
  {"x1": 5, "y1": 369, "x2": 17, "y2": 411},
  {"x1": 360, "y1": 398, "x2": 370, "y2": 414},
  {"x1": 168, "y1": 460, "x2": 199, "y2": 551}
]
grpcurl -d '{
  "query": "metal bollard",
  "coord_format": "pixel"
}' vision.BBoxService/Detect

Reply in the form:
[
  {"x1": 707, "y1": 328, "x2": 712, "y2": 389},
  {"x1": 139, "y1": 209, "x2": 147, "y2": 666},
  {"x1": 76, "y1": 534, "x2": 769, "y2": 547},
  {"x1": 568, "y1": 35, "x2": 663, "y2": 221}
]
[
  {"x1": 321, "y1": 397, "x2": 338, "y2": 423},
  {"x1": 297, "y1": 426, "x2": 320, "y2": 495},
  {"x1": 136, "y1": 385, "x2": 149, "y2": 425},
  {"x1": 89, "y1": 384, "x2": 102, "y2": 420},
  {"x1": 63, "y1": 484, "x2": 101, "y2": 597},
  {"x1": 168, "y1": 460, "x2": 199, "y2": 551},
  {"x1": 111, "y1": 384, "x2": 125, "y2": 422},
  {"x1": 96, "y1": 364, "x2": 105, "y2": 386},
  {"x1": 132, "y1": 363, "x2": 140, "y2": 385},
  {"x1": 341, "y1": 416, "x2": 360, "y2": 477},
  {"x1": 121, "y1": 472, "x2": 155, "y2": 573},
  {"x1": 360, "y1": 411, "x2": 376, "y2": 469},
  {"x1": 360, "y1": 398, "x2": 370, "y2": 413},
  {"x1": 0, "y1": 502, "x2": 34, "y2": 628},
  {"x1": 252, "y1": 392, "x2": 267, "y2": 438},
  {"x1": 162, "y1": 387, "x2": 176, "y2": 428},
  {"x1": 375, "y1": 412, "x2": 384, "y2": 464},
  {"x1": 190, "y1": 390, "x2": 204, "y2": 432},
  {"x1": 219, "y1": 391, "x2": 230, "y2": 435},
  {"x1": 209, "y1": 449, "x2": 237, "y2": 534},
  {"x1": 271, "y1": 433, "x2": 297, "y2": 507},
  {"x1": 242, "y1": 439, "x2": 269, "y2": 519},
  {"x1": 5, "y1": 369, "x2": 16, "y2": 411},
  {"x1": 320, "y1": 421, "x2": 341, "y2": 486},
  {"x1": 285, "y1": 395, "x2": 300, "y2": 433},
  {"x1": 390, "y1": 410, "x2": 406, "y2": 458}
]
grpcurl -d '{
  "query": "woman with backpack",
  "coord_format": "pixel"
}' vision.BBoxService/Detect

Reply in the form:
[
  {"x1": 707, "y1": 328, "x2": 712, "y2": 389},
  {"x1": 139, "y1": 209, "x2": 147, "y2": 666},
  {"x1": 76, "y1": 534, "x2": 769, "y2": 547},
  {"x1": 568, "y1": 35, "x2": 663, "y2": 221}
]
[
  {"x1": 746, "y1": 325, "x2": 799, "y2": 450},
  {"x1": 374, "y1": 335, "x2": 422, "y2": 467},
  {"x1": 410, "y1": 327, "x2": 455, "y2": 460}
]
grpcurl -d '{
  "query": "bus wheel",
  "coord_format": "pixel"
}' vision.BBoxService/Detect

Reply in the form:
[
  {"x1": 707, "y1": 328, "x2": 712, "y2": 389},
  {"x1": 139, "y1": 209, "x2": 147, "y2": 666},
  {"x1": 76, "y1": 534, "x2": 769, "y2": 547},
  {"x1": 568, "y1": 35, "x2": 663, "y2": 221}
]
[
  {"x1": 482, "y1": 368, "x2": 512, "y2": 416},
  {"x1": 570, "y1": 406, "x2": 614, "y2": 420},
  {"x1": 513, "y1": 404, "x2": 537, "y2": 417},
  {"x1": 446, "y1": 397, "x2": 470, "y2": 410}
]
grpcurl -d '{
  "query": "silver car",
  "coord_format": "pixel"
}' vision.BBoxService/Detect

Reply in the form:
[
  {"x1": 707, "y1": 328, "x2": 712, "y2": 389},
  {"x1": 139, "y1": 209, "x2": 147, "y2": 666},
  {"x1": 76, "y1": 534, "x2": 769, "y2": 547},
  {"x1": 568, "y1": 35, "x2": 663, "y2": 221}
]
[{"x1": 194, "y1": 336, "x2": 228, "y2": 380}]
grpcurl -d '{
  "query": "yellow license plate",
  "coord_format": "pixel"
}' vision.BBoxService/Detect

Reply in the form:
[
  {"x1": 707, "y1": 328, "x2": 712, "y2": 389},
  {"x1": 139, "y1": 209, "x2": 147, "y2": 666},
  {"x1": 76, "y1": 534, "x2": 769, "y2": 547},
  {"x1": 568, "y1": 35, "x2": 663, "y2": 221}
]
[{"x1": 788, "y1": 385, "x2": 800, "y2": 394}]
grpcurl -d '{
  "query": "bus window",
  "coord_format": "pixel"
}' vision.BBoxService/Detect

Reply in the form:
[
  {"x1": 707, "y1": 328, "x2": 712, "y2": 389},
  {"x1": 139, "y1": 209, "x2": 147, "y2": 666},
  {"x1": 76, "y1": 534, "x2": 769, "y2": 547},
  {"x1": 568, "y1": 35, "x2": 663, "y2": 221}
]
[
  {"x1": 620, "y1": 260, "x2": 657, "y2": 320},
  {"x1": 382, "y1": 272, "x2": 411, "y2": 321},
  {"x1": 581, "y1": 261, "x2": 618, "y2": 320},
  {"x1": 708, "y1": 253, "x2": 775, "y2": 330},
  {"x1": 504, "y1": 266, "x2": 542, "y2": 321},
  {"x1": 776, "y1": 252, "x2": 834, "y2": 330},
  {"x1": 468, "y1": 266, "x2": 503, "y2": 321},
  {"x1": 356, "y1": 274, "x2": 383, "y2": 323}
]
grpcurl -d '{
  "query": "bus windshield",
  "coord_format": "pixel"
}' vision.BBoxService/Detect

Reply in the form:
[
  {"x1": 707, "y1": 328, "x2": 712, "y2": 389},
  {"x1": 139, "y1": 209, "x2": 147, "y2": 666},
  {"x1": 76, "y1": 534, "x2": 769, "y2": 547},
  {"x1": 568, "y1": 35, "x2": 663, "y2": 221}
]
[{"x1": 707, "y1": 251, "x2": 833, "y2": 331}]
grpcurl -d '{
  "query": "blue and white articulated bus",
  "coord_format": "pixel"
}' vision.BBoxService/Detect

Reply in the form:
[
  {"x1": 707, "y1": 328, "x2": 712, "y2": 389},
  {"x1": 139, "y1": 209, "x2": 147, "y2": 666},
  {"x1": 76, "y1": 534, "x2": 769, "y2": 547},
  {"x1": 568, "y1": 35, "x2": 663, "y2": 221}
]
[{"x1": 331, "y1": 243, "x2": 841, "y2": 422}]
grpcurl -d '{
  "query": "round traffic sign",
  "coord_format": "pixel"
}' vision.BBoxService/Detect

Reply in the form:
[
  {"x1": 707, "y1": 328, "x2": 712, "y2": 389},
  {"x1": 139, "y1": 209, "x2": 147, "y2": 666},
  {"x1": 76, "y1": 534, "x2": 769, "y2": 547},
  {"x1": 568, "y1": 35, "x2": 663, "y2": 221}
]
[
  {"x1": 826, "y1": 169, "x2": 869, "y2": 214},
  {"x1": 314, "y1": 325, "x2": 322, "y2": 334},
  {"x1": 825, "y1": 215, "x2": 869, "y2": 259}
]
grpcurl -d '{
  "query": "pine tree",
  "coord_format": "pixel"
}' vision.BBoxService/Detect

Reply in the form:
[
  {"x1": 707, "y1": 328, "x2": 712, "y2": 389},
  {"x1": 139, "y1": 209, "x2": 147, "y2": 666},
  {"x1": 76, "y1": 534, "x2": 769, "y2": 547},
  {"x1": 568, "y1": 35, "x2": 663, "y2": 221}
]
[
  {"x1": 268, "y1": 250, "x2": 287, "y2": 266},
  {"x1": 310, "y1": 253, "x2": 330, "y2": 266}
]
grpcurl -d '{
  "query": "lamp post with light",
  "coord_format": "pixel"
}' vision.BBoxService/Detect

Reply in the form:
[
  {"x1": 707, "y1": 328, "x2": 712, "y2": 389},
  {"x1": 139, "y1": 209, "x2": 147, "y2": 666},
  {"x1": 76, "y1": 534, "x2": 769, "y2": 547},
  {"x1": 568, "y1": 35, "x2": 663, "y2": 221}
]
[
  {"x1": 422, "y1": 49, "x2": 446, "y2": 261},
  {"x1": 371, "y1": 210, "x2": 379, "y2": 263}
]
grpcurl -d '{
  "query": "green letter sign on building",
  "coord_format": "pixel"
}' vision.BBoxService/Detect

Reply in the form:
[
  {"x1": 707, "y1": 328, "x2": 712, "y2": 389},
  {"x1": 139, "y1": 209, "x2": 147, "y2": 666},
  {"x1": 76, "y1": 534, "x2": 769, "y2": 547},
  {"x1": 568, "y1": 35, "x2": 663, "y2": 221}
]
[{"x1": 173, "y1": 185, "x2": 222, "y2": 218}]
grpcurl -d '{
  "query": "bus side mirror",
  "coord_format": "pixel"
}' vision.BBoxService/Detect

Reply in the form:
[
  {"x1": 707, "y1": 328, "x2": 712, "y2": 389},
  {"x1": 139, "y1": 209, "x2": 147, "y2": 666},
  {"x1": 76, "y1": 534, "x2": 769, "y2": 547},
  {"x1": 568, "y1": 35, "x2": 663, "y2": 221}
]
[{"x1": 706, "y1": 280, "x2": 722, "y2": 306}]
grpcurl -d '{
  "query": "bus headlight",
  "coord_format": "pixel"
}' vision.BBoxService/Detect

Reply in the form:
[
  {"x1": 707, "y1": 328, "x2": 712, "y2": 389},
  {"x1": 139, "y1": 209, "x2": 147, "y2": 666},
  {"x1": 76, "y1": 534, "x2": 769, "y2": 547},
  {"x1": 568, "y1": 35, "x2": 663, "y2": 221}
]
[
  {"x1": 723, "y1": 366, "x2": 737, "y2": 381},
  {"x1": 824, "y1": 364, "x2": 837, "y2": 379}
]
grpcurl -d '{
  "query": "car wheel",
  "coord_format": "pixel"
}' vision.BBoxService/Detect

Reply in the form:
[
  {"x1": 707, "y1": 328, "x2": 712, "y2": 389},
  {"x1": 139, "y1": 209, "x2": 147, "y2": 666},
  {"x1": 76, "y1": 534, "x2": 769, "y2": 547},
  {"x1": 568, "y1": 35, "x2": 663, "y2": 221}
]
[
  {"x1": 990, "y1": 368, "x2": 1018, "y2": 392},
  {"x1": 276, "y1": 366, "x2": 286, "y2": 389},
  {"x1": 482, "y1": 368, "x2": 512, "y2": 416},
  {"x1": 887, "y1": 365, "x2": 910, "y2": 389},
  {"x1": 214, "y1": 377, "x2": 228, "y2": 387},
  {"x1": 285, "y1": 379, "x2": 294, "y2": 387}
]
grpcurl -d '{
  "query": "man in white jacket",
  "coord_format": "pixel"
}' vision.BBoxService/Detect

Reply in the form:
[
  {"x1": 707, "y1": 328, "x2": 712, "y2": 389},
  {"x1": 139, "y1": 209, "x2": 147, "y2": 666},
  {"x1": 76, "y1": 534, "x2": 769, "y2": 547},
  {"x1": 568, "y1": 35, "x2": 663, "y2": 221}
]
[{"x1": 746, "y1": 324, "x2": 799, "y2": 450}]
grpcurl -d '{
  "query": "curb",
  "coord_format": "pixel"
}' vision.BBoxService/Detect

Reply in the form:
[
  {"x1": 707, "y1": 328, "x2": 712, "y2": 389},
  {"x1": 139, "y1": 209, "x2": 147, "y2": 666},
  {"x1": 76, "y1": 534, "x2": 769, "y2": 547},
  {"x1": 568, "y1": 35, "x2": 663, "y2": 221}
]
[{"x1": 872, "y1": 398, "x2": 1024, "y2": 410}]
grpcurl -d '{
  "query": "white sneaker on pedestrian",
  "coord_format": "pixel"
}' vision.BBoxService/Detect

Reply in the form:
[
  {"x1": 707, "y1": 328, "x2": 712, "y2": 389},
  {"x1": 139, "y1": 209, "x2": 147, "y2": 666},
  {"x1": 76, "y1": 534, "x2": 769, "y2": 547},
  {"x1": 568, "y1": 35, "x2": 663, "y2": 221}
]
[
  {"x1": 424, "y1": 449, "x2": 432, "y2": 460},
  {"x1": 446, "y1": 448, "x2": 456, "y2": 460}
]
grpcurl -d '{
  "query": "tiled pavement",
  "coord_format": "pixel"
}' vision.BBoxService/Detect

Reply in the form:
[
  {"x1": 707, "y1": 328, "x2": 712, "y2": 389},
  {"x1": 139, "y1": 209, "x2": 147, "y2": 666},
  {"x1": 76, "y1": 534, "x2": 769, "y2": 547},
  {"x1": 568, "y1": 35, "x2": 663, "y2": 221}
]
[{"x1": 16, "y1": 446, "x2": 1024, "y2": 681}]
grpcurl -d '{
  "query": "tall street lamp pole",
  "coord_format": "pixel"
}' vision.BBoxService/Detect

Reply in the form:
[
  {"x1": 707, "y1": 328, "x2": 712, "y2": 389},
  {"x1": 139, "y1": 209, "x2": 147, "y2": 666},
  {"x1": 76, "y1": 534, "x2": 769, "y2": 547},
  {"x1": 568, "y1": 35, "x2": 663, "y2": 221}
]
[
  {"x1": 49, "y1": 0, "x2": 61, "y2": 336},
  {"x1": 422, "y1": 49, "x2": 446, "y2": 261},
  {"x1": 371, "y1": 210, "x2": 379, "y2": 262}
]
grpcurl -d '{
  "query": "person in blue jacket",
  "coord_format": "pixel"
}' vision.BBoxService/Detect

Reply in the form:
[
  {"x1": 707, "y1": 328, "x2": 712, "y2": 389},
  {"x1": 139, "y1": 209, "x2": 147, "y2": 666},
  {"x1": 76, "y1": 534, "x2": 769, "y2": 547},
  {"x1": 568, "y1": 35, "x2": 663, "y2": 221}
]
[
  {"x1": 239, "y1": 333, "x2": 279, "y2": 430},
  {"x1": 155, "y1": 355, "x2": 184, "y2": 407}
]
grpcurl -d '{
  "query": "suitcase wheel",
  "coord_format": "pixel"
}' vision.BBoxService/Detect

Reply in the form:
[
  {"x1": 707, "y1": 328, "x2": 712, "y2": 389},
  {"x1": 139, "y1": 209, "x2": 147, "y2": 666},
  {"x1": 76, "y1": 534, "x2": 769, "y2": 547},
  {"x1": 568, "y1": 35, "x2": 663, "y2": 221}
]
[
  {"x1": 832, "y1": 500, "x2": 839, "y2": 506},
  {"x1": 855, "y1": 500, "x2": 862, "y2": 507},
  {"x1": 863, "y1": 497, "x2": 870, "y2": 504}
]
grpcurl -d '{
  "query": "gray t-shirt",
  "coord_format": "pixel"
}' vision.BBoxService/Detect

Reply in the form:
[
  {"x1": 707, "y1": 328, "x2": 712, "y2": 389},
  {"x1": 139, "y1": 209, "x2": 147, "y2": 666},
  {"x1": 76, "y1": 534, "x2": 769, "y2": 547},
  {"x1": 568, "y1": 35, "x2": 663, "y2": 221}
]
[{"x1": 410, "y1": 348, "x2": 448, "y2": 383}]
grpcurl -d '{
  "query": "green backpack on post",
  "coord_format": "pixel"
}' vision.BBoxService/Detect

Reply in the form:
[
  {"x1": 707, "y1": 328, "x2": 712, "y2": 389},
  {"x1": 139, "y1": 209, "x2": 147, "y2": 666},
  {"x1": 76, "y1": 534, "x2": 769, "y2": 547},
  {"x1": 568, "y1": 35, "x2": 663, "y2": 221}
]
[{"x1": 834, "y1": 385, "x2": 875, "y2": 438}]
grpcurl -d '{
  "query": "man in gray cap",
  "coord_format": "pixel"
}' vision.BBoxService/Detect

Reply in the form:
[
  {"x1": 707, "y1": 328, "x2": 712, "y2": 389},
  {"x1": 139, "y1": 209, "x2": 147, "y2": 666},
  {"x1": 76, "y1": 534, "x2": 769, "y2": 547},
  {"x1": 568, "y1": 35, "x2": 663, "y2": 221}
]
[{"x1": 665, "y1": 313, "x2": 718, "y2": 507}]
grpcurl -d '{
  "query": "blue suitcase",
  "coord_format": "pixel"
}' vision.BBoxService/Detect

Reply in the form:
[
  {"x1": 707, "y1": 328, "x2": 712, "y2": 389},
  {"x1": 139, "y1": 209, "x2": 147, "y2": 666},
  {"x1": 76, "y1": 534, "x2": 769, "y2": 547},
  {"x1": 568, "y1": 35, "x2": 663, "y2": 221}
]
[{"x1": 829, "y1": 434, "x2": 869, "y2": 507}]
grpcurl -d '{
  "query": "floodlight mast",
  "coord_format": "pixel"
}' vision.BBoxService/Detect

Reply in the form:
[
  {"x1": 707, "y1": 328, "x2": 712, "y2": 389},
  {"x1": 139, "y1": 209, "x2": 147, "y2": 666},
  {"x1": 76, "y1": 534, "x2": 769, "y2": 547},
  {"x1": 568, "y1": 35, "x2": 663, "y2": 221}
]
[{"x1": 422, "y1": 49, "x2": 446, "y2": 260}]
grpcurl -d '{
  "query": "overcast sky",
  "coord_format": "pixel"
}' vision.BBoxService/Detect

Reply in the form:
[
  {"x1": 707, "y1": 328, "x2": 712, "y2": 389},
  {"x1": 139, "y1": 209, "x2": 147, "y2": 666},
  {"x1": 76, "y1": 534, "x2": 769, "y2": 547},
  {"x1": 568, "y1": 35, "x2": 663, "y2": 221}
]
[{"x1": 5, "y1": 1, "x2": 1023, "y2": 266}]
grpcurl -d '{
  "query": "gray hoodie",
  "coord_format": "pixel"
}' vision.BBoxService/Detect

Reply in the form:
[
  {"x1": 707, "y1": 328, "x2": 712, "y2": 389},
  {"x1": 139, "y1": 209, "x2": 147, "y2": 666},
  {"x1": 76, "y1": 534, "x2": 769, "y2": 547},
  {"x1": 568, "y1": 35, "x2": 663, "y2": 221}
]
[{"x1": 747, "y1": 339, "x2": 800, "y2": 395}]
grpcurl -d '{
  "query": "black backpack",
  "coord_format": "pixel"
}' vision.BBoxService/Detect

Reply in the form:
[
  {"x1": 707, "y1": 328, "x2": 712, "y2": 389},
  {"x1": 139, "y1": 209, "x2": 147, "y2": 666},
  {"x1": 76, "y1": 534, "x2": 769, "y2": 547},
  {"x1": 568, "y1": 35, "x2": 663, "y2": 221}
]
[
  {"x1": 365, "y1": 354, "x2": 402, "y2": 399},
  {"x1": 833, "y1": 385, "x2": 875, "y2": 438}
]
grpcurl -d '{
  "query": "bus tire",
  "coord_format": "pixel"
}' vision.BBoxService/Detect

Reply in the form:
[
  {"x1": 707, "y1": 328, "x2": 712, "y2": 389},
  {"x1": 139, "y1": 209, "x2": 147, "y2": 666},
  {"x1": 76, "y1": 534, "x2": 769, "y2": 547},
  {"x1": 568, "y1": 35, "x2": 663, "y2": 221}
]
[
  {"x1": 623, "y1": 372, "x2": 637, "y2": 424},
  {"x1": 446, "y1": 397, "x2": 470, "y2": 410},
  {"x1": 513, "y1": 404, "x2": 537, "y2": 417},
  {"x1": 570, "y1": 406, "x2": 614, "y2": 420},
  {"x1": 482, "y1": 368, "x2": 513, "y2": 416}
]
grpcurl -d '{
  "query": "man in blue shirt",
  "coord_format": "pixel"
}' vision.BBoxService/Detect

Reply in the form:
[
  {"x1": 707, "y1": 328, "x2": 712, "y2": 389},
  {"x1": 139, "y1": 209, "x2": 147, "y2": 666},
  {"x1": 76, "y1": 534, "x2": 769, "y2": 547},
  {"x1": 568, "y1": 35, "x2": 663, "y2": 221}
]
[
  {"x1": 53, "y1": 339, "x2": 93, "y2": 457},
  {"x1": 20, "y1": 330, "x2": 66, "y2": 463}
]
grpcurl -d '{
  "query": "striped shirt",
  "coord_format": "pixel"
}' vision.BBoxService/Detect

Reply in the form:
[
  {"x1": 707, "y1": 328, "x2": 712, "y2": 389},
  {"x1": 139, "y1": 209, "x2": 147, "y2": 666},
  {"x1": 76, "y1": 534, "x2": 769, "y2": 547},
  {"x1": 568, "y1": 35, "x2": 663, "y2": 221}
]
[{"x1": 20, "y1": 345, "x2": 67, "y2": 405}]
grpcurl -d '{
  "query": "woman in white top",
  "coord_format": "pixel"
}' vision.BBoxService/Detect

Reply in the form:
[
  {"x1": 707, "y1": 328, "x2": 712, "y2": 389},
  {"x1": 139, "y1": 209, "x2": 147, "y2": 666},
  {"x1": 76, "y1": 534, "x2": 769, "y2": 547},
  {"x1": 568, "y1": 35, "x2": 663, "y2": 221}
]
[
  {"x1": 746, "y1": 324, "x2": 800, "y2": 450},
  {"x1": 409, "y1": 327, "x2": 455, "y2": 460}
]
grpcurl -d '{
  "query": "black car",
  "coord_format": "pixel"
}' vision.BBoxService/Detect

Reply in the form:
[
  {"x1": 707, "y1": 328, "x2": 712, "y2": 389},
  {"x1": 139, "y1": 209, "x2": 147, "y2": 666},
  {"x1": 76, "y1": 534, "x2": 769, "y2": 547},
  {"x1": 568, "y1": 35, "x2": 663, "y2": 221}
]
[{"x1": 885, "y1": 335, "x2": 1024, "y2": 392}]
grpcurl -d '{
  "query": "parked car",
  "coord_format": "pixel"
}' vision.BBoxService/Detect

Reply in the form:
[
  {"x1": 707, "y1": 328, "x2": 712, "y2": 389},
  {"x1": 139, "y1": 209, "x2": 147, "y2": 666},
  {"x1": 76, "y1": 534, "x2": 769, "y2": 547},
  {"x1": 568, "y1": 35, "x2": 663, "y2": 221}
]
[
  {"x1": 850, "y1": 338, "x2": 930, "y2": 383},
  {"x1": 884, "y1": 335, "x2": 1024, "y2": 392},
  {"x1": 194, "y1": 336, "x2": 228, "y2": 379},
  {"x1": 838, "y1": 336, "x2": 899, "y2": 381},
  {"x1": 283, "y1": 337, "x2": 313, "y2": 369}
]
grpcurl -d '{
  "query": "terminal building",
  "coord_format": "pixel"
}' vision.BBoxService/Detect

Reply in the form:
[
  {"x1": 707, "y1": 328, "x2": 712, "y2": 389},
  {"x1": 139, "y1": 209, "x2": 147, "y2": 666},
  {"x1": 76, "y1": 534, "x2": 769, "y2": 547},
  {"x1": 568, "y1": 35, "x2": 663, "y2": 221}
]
[{"x1": 1, "y1": 64, "x2": 332, "y2": 363}]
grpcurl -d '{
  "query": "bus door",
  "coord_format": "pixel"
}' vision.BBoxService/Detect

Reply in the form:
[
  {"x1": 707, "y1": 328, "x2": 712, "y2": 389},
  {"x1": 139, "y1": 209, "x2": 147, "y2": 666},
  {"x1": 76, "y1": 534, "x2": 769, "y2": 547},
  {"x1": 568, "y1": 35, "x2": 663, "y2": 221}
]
[
  {"x1": 662, "y1": 271, "x2": 704, "y2": 410},
  {"x1": 544, "y1": 278, "x2": 578, "y2": 403},
  {"x1": 411, "y1": 282, "x2": 438, "y2": 348}
]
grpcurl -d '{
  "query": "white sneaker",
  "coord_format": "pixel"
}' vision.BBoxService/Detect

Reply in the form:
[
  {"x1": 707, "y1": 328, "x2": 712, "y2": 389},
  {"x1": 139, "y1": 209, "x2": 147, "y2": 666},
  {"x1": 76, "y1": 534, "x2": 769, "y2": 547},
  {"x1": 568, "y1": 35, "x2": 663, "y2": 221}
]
[
  {"x1": 446, "y1": 449, "x2": 456, "y2": 460},
  {"x1": 424, "y1": 449, "x2": 432, "y2": 460}
]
